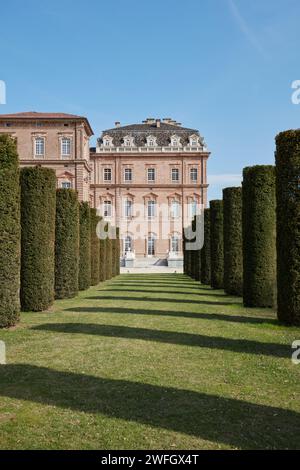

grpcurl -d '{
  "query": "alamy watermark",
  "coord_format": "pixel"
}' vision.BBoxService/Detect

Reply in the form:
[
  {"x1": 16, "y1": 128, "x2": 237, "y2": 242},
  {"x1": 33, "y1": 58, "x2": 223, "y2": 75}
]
[
  {"x1": 0, "y1": 80, "x2": 6, "y2": 104},
  {"x1": 291, "y1": 80, "x2": 300, "y2": 105},
  {"x1": 292, "y1": 340, "x2": 300, "y2": 365}
]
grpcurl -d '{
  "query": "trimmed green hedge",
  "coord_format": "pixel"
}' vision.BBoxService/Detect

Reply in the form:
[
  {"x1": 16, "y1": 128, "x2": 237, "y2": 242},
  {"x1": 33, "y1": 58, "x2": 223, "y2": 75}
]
[
  {"x1": 20, "y1": 167, "x2": 56, "y2": 311},
  {"x1": 99, "y1": 238, "x2": 107, "y2": 281},
  {"x1": 55, "y1": 189, "x2": 79, "y2": 299},
  {"x1": 79, "y1": 202, "x2": 91, "y2": 290},
  {"x1": 210, "y1": 200, "x2": 224, "y2": 289},
  {"x1": 115, "y1": 227, "x2": 120, "y2": 276},
  {"x1": 242, "y1": 166, "x2": 276, "y2": 308},
  {"x1": 201, "y1": 209, "x2": 211, "y2": 285},
  {"x1": 275, "y1": 130, "x2": 300, "y2": 325},
  {"x1": 0, "y1": 135, "x2": 20, "y2": 327},
  {"x1": 111, "y1": 228, "x2": 118, "y2": 278},
  {"x1": 105, "y1": 224, "x2": 113, "y2": 280},
  {"x1": 223, "y1": 187, "x2": 243, "y2": 296},
  {"x1": 90, "y1": 208, "x2": 100, "y2": 285}
]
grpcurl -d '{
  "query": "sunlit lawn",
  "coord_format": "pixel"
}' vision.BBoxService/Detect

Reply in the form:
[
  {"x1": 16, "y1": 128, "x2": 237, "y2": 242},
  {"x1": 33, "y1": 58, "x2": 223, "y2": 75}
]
[{"x1": 0, "y1": 274, "x2": 299, "y2": 449}]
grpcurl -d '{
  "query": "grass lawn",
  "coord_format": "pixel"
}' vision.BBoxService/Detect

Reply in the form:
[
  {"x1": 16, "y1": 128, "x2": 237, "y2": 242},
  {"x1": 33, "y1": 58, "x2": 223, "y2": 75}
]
[{"x1": 0, "y1": 273, "x2": 300, "y2": 450}]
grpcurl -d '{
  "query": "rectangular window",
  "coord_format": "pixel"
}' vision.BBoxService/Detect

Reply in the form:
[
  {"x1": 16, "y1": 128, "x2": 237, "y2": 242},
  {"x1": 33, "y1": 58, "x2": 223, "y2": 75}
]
[
  {"x1": 189, "y1": 200, "x2": 197, "y2": 218},
  {"x1": 35, "y1": 137, "x2": 45, "y2": 157},
  {"x1": 148, "y1": 200, "x2": 156, "y2": 219},
  {"x1": 171, "y1": 200, "x2": 180, "y2": 218},
  {"x1": 104, "y1": 168, "x2": 112, "y2": 181},
  {"x1": 171, "y1": 168, "x2": 179, "y2": 182},
  {"x1": 61, "y1": 137, "x2": 71, "y2": 157},
  {"x1": 61, "y1": 181, "x2": 71, "y2": 189},
  {"x1": 147, "y1": 168, "x2": 155, "y2": 182},
  {"x1": 125, "y1": 199, "x2": 133, "y2": 218},
  {"x1": 124, "y1": 168, "x2": 132, "y2": 182},
  {"x1": 190, "y1": 168, "x2": 198, "y2": 182},
  {"x1": 104, "y1": 200, "x2": 112, "y2": 218}
]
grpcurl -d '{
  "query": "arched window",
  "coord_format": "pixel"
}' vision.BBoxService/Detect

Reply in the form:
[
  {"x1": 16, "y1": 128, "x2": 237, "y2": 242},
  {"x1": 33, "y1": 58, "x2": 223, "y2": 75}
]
[{"x1": 146, "y1": 135, "x2": 157, "y2": 147}]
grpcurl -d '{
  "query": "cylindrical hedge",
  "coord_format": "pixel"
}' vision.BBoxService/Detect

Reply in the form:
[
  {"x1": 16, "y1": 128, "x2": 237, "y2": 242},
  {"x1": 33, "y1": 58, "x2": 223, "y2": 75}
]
[
  {"x1": 55, "y1": 189, "x2": 79, "y2": 299},
  {"x1": 90, "y1": 208, "x2": 100, "y2": 285},
  {"x1": 210, "y1": 200, "x2": 224, "y2": 289},
  {"x1": 276, "y1": 130, "x2": 300, "y2": 325},
  {"x1": 111, "y1": 228, "x2": 117, "y2": 278},
  {"x1": 223, "y1": 187, "x2": 243, "y2": 296},
  {"x1": 242, "y1": 166, "x2": 276, "y2": 308},
  {"x1": 115, "y1": 227, "x2": 120, "y2": 276},
  {"x1": 105, "y1": 224, "x2": 113, "y2": 280},
  {"x1": 79, "y1": 201, "x2": 91, "y2": 290},
  {"x1": 0, "y1": 135, "x2": 20, "y2": 327},
  {"x1": 99, "y1": 238, "x2": 107, "y2": 281},
  {"x1": 20, "y1": 167, "x2": 56, "y2": 311},
  {"x1": 201, "y1": 208, "x2": 211, "y2": 285}
]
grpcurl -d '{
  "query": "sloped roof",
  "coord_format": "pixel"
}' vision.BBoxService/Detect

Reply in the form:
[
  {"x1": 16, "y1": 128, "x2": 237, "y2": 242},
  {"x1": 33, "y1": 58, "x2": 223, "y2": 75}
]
[
  {"x1": 0, "y1": 112, "x2": 94, "y2": 135},
  {"x1": 99, "y1": 121, "x2": 202, "y2": 147}
]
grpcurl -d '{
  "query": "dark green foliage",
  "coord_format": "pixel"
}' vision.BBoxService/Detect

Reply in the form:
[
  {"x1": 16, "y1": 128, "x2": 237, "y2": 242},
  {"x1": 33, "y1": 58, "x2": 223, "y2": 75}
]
[
  {"x1": 210, "y1": 200, "x2": 224, "y2": 289},
  {"x1": 201, "y1": 209, "x2": 211, "y2": 285},
  {"x1": 223, "y1": 187, "x2": 243, "y2": 296},
  {"x1": 275, "y1": 130, "x2": 300, "y2": 325},
  {"x1": 115, "y1": 227, "x2": 120, "y2": 276},
  {"x1": 111, "y1": 228, "x2": 118, "y2": 278},
  {"x1": 242, "y1": 166, "x2": 276, "y2": 308},
  {"x1": 99, "y1": 238, "x2": 107, "y2": 282},
  {"x1": 79, "y1": 202, "x2": 91, "y2": 290},
  {"x1": 55, "y1": 189, "x2": 79, "y2": 299},
  {"x1": 105, "y1": 224, "x2": 113, "y2": 280},
  {"x1": 0, "y1": 135, "x2": 20, "y2": 327},
  {"x1": 20, "y1": 167, "x2": 56, "y2": 311},
  {"x1": 90, "y1": 208, "x2": 100, "y2": 286}
]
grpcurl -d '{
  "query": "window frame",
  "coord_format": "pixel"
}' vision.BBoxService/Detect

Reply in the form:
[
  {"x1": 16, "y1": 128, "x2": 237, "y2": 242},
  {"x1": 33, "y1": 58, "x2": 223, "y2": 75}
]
[
  {"x1": 124, "y1": 168, "x2": 133, "y2": 182},
  {"x1": 104, "y1": 168, "x2": 112, "y2": 182},
  {"x1": 61, "y1": 137, "x2": 71, "y2": 158},
  {"x1": 103, "y1": 200, "x2": 112, "y2": 218},
  {"x1": 147, "y1": 168, "x2": 155, "y2": 182},
  {"x1": 34, "y1": 137, "x2": 45, "y2": 157},
  {"x1": 171, "y1": 168, "x2": 180, "y2": 182},
  {"x1": 190, "y1": 168, "x2": 198, "y2": 182}
]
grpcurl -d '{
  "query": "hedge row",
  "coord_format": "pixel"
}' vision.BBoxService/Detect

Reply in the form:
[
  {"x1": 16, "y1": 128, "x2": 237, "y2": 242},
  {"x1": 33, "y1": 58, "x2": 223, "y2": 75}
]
[
  {"x1": 242, "y1": 166, "x2": 276, "y2": 308},
  {"x1": 90, "y1": 208, "x2": 100, "y2": 286},
  {"x1": 55, "y1": 189, "x2": 79, "y2": 299},
  {"x1": 20, "y1": 167, "x2": 56, "y2": 311},
  {"x1": 223, "y1": 187, "x2": 243, "y2": 296},
  {"x1": 201, "y1": 209, "x2": 211, "y2": 285},
  {"x1": 0, "y1": 135, "x2": 20, "y2": 327},
  {"x1": 210, "y1": 200, "x2": 224, "y2": 289},
  {"x1": 275, "y1": 130, "x2": 300, "y2": 325},
  {"x1": 79, "y1": 202, "x2": 91, "y2": 290}
]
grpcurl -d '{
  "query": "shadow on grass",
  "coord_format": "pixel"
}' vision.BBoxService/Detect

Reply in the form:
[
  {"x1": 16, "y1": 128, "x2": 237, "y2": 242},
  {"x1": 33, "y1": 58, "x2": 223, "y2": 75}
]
[
  {"x1": 0, "y1": 364, "x2": 298, "y2": 449},
  {"x1": 87, "y1": 295, "x2": 238, "y2": 307},
  {"x1": 108, "y1": 282, "x2": 209, "y2": 290},
  {"x1": 100, "y1": 289, "x2": 229, "y2": 298},
  {"x1": 62, "y1": 305, "x2": 276, "y2": 326},
  {"x1": 33, "y1": 323, "x2": 287, "y2": 357}
]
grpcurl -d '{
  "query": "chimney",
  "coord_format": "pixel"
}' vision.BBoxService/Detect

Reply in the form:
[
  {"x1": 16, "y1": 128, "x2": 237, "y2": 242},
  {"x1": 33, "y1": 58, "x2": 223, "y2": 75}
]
[
  {"x1": 156, "y1": 119, "x2": 161, "y2": 128},
  {"x1": 115, "y1": 121, "x2": 121, "y2": 128}
]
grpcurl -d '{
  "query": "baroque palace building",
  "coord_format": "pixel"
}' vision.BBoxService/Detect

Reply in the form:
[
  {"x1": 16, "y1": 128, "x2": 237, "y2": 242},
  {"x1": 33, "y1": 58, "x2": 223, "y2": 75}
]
[{"x1": 0, "y1": 113, "x2": 210, "y2": 264}]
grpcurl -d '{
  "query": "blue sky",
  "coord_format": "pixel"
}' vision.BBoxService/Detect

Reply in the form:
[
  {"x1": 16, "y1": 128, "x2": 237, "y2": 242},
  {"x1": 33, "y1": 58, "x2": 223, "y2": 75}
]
[{"x1": 1, "y1": 0, "x2": 300, "y2": 200}]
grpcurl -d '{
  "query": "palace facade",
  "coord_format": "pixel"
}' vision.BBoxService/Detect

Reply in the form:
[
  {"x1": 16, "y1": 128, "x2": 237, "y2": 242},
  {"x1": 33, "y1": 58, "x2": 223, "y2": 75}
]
[{"x1": 0, "y1": 113, "x2": 210, "y2": 262}]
